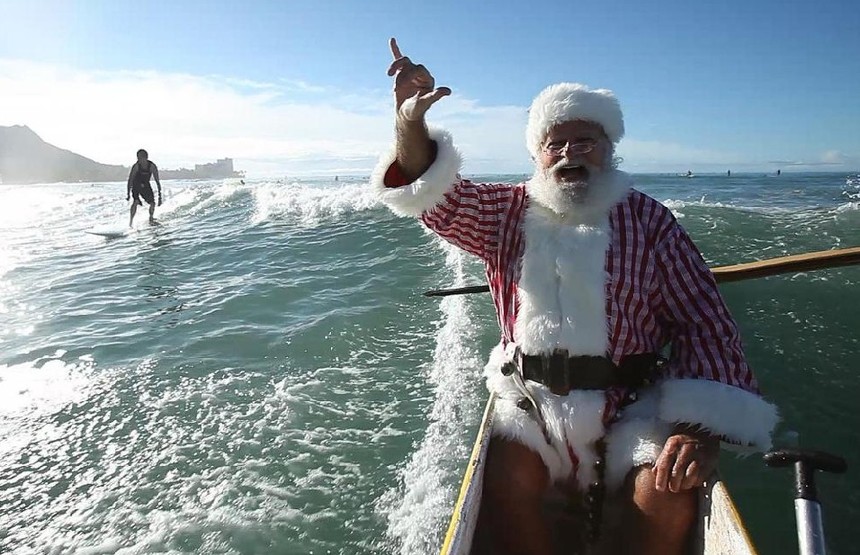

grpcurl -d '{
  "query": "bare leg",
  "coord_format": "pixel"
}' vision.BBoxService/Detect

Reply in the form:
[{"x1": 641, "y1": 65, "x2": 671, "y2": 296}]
[
  {"x1": 473, "y1": 437, "x2": 555, "y2": 555},
  {"x1": 619, "y1": 465, "x2": 697, "y2": 555},
  {"x1": 149, "y1": 202, "x2": 156, "y2": 224},
  {"x1": 129, "y1": 202, "x2": 138, "y2": 227}
]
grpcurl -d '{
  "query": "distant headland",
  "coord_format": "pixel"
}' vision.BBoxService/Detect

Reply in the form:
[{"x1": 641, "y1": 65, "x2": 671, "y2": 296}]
[{"x1": 0, "y1": 125, "x2": 244, "y2": 184}]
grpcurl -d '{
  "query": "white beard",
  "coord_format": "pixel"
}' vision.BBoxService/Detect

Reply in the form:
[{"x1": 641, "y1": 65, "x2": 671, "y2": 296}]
[{"x1": 527, "y1": 164, "x2": 631, "y2": 226}]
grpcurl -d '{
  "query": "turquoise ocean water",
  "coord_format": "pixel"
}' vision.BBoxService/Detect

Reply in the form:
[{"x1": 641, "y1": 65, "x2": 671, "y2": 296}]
[{"x1": 1, "y1": 172, "x2": 858, "y2": 554}]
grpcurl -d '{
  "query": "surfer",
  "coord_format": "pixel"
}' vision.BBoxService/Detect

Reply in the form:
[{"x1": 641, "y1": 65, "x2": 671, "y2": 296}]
[
  {"x1": 127, "y1": 149, "x2": 162, "y2": 226},
  {"x1": 374, "y1": 38, "x2": 778, "y2": 555}
]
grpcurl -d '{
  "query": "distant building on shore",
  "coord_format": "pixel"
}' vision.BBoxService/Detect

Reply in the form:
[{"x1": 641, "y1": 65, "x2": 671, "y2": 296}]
[
  {"x1": 161, "y1": 158, "x2": 245, "y2": 180},
  {"x1": 197, "y1": 158, "x2": 242, "y2": 178}
]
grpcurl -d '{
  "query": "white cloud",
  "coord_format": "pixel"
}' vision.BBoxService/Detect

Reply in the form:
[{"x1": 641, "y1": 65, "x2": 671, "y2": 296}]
[
  {"x1": 617, "y1": 139, "x2": 743, "y2": 172},
  {"x1": 2, "y1": 60, "x2": 853, "y2": 176},
  {"x1": 0, "y1": 60, "x2": 399, "y2": 176},
  {"x1": 821, "y1": 150, "x2": 849, "y2": 165},
  {"x1": 765, "y1": 150, "x2": 859, "y2": 169}
]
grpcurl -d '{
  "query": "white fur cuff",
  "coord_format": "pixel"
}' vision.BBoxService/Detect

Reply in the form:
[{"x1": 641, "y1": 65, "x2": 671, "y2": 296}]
[
  {"x1": 370, "y1": 127, "x2": 462, "y2": 218},
  {"x1": 658, "y1": 378, "x2": 779, "y2": 451}
]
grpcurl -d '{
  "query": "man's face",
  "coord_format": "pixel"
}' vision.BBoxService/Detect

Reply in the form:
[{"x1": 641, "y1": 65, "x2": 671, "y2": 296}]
[
  {"x1": 137, "y1": 152, "x2": 148, "y2": 164},
  {"x1": 537, "y1": 120, "x2": 610, "y2": 183}
]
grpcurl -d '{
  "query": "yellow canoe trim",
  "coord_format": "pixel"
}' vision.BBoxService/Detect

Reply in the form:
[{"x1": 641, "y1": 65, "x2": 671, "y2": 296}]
[{"x1": 438, "y1": 394, "x2": 496, "y2": 555}]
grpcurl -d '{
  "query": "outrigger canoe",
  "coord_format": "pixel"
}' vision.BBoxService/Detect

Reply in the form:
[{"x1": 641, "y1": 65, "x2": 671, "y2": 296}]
[{"x1": 438, "y1": 394, "x2": 758, "y2": 555}]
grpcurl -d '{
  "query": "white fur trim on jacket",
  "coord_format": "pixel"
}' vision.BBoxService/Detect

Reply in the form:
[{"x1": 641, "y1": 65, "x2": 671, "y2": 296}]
[
  {"x1": 514, "y1": 206, "x2": 611, "y2": 356},
  {"x1": 514, "y1": 171, "x2": 631, "y2": 356},
  {"x1": 484, "y1": 344, "x2": 607, "y2": 490},
  {"x1": 484, "y1": 346, "x2": 779, "y2": 490},
  {"x1": 370, "y1": 127, "x2": 462, "y2": 218},
  {"x1": 526, "y1": 83, "x2": 625, "y2": 158},
  {"x1": 485, "y1": 344, "x2": 675, "y2": 491},
  {"x1": 602, "y1": 387, "x2": 672, "y2": 491},
  {"x1": 658, "y1": 378, "x2": 779, "y2": 451}
]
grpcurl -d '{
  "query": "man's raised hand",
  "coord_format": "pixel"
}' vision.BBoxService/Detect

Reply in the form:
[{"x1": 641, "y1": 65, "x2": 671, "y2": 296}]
[{"x1": 387, "y1": 38, "x2": 451, "y2": 121}]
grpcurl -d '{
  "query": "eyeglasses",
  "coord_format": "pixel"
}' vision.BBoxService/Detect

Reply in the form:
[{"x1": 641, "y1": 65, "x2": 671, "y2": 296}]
[{"x1": 542, "y1": 139, "x2": 599, "y2": 157}]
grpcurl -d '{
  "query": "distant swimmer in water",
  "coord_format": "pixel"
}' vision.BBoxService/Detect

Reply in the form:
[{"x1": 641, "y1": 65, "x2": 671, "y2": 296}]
[
  {"x1": 127, "y1": 149, "x2": 162, "y2": 227},
  {"x1": 727, "y1": 170, "x2": 731, "y2": 177},
  {"x1": 777, "y1": 169, "x2": 781, "y2": 176}
]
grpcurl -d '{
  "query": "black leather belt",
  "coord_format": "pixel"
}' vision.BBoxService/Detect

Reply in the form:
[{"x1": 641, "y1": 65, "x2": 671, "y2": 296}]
[{"x1": 520, "y1": 350, "x2": 663, "y2": 394}]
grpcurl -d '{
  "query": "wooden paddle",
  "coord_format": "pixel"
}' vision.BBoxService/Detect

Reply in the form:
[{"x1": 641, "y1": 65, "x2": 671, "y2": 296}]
[{"x1": 423, "y1": 246, "x2": 860, "y2": 297}]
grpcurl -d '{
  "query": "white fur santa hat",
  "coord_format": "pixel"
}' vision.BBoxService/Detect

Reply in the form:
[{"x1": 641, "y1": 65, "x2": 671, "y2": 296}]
[{"x1": 526, "y1": 83, "x2": 625, "y2": 158}]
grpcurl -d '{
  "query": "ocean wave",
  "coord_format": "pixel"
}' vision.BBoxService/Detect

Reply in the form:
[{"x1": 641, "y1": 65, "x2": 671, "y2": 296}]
[
  {"x1": 0, "y1": 350, "x2": 95, "y2": 420},
  {"x1": 0, "y1": 186, "x2": 109, "y2": 231},
  {"x1": 662, "y1": 197, "x2": 735, "y2": 211},
  {"x1": 0, "y1": 351, "x2": 99, "y2": 484},
  {"x1": 661, "y1": 196, "x2": 802, "y2": 215},
  {"x1": 155, "y1": 186, "x2": 202, "y2": 217},
  {"x1": 841, "y1": 175, "x2": 860, "y2": 202},
  {"x1": 663, "y1": 196, "x2": 860, "y2": 224},
  {"x1": 0, "y1": 246, "x2": 20, "y2": 280},
  {"x1": 177, "y1": 180, "x2": 252, "y2": 214},
  {"x1": 251, "y1": 181, "x2": 381, "y2": 226},
  {"x1": 834, "y1": 201, "x2": 859, "y2": 214},
  {"x1": 0, "y1": 359, "x2": 307, "y2": 554},
  {"x1": 378, "y1": 239, "x2": 486, "y2": 555}
]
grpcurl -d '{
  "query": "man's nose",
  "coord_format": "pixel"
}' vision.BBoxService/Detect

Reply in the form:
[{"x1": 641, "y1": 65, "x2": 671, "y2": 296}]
[{"x1": 562, "y1": 147, "x2": 578, "y2": 161}]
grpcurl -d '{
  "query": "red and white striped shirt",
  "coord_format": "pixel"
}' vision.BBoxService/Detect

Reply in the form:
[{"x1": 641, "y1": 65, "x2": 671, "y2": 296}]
[{"x1": 385, "y1": 166, "x2": 759, "y2": 394}]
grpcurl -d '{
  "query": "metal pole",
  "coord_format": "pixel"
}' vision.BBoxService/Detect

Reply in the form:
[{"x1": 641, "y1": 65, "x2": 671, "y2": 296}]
[
  {"x1": 794, "y1": 497, "x2": 826, "y2": 555},
  {"x1": 793, "y1": 460, "x2": 826, "y2": 555},
  {"x1": 764, "y1": 449, "x2": 846, "y2": 555}
]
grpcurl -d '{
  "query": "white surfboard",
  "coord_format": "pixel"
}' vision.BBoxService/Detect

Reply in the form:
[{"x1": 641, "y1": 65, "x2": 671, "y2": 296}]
[{"x1": 86, "y1": 226, "x2": 129, "y2": 238}]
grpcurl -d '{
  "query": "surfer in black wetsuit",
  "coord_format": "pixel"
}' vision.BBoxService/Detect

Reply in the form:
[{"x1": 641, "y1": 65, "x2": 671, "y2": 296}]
[{"x1": 127, "y1": 149, "x2": 162, "y2": 226}]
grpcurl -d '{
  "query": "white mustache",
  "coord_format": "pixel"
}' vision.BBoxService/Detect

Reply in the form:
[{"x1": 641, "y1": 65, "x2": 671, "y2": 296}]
[
  {"x1": 552, "y1": 159, "x2": 584, "y2": 171},
  {"x1": 548, "y1": 158, "x2": 600, "y2": 177}
]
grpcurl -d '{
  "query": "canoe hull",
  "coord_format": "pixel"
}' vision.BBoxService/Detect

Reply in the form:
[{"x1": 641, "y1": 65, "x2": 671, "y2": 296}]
[{"x1": 439, "y1": 395, "x2": 757, "y2": 555}]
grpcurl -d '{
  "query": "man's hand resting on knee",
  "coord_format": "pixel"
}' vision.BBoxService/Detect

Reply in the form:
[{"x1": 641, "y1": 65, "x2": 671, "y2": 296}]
[{"x1": 653, "y1": 424, "x2": 720, "y2": 493}]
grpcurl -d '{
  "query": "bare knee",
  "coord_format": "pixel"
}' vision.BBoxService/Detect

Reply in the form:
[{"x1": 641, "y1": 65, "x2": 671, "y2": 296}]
[
  {"x1": 483, "y1": 436, "x2": 549, "y2": 502},
  {"x1": 475, "y1": 437, "x2": 554, "y2": 555},
  {"x1": 631, "y1": 465, "x2": 697, "y2": 525},
  {"x1": 617, "y1": 465, "x2": 697, "y2": 555}
]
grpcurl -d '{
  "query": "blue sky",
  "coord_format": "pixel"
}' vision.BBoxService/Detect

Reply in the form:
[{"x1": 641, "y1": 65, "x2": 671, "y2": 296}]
[{"x1": 1, "y1": 0, "x2": 858, "y2": 175}]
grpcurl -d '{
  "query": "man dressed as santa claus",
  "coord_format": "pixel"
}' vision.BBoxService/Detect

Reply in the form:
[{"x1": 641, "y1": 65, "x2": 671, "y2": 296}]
[{"x1": 373, "y1": 39, "x2": 778, "y2": 555}]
